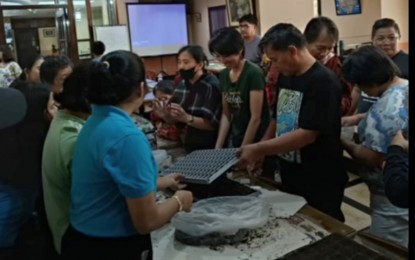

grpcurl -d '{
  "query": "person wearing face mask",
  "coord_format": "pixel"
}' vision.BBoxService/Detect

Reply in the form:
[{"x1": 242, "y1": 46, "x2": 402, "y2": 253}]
[
  {"x1": 209, "y1": 27, "x2": 269, "y2": 149},
  {"x1": 154, "y1": 45, "x2": 222, "y2": 152}
]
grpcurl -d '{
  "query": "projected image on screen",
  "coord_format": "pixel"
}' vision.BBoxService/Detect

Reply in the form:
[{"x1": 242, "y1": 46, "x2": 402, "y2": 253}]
[{"x1": 128, "y1": 4, "x2": 188, "y2": 56}]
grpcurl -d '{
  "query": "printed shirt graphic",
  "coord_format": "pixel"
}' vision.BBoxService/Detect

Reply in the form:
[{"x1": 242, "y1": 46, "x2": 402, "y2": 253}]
[
  {"x1": 226, "y1": 91, "x2": 244, "y2": 112},
  {"x1": 358, "y1": 83, "x2": 409, "y2": 194},
  {"x1": 276, "y1": 88, "x2": 303, "y2": 163}
]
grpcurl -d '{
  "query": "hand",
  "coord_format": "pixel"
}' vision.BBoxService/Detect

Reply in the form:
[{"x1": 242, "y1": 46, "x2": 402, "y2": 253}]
[
  {"x1": 341, "y1": 114, "x2": 364, "y2": 127},
  {"x1": 235, "y1": 143, "x2": 263, "y2": 170},
  {"x1": 152, "y1": 99, "x2": 170, "y2": 119},
  {"x1": 173, "y1": 190, "x2": 193, "y2": 212},
  {"x1": 46, "y1": 92, "x2": 59, "y2": 120},
  {"x1": 246, "y1": 156, "x2": 264, "y2": 177},
  {"x1": 159, "y1": 173, "x2": 186, "y2": 191},
  {"x1": 341, "y1": 116, "x2": 356, "y2": 127},
  {"x1": 390, "y1": 130, "x2": 408, "y2": 151},
  {"x1": 341, "y1": 126, "x2": 355, "y2": 141},
  {"x1": 168, "y1": 103, "x2": 189, "y2": 123}
]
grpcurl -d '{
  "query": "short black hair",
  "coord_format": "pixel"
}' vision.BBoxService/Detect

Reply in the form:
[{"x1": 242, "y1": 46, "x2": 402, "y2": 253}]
[
  {"x1": 342, "y1": 45, "x2": 400, "y2": 87},
  {"x1": 209, "y1": 27, "x2": 244, "y2": 56},
  {"x1": 153, "y1": 80, "x2": 175, "y2": 95},
  {"x1": 259, "y1": 23, "x2": 306, "y2": 52},
  {"x1": 19, "y1": 52, "x2": 43, "y2": 81},
  {"x1": 0, "y1": 45, "x2": 15, "y2": 62},
  {"x1": 91, "y1": 41, "x2": 105, "y2": 56},
  {"x1": 304, "y1": 16, "x2": 339, "y2": 44},
  {"x1": 178, "y1": 45, "x2": 208, "y2": 67},
  {"x1": 239, "y1": 14, "x2": 258, "y2": 26},
  {"x1": 54, "y1": 63, "x2": 91, "y2": 113},
  {"x1": 371, "y1": 18, "x2": 401, "y2": 39},
  {"x1": 40, "y1": 55, "x2": 73, "y2": 85},
  {"x1": 87, "y1": 50, "x2": 147, "y2": 105}
]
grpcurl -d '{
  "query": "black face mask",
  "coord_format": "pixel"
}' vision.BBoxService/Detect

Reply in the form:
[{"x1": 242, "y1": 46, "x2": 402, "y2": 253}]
[{"x1": 179, "y1": 66, "x2": 196, "y2": 80}]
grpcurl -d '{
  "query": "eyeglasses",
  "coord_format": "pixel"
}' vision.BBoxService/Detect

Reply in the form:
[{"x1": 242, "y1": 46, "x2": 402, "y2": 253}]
[{"x1": 374, "y1": 35, "x2": 399, "y2": 43}]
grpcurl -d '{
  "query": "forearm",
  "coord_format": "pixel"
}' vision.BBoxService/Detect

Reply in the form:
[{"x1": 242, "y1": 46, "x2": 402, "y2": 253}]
[
  {"x1": 343, "y1": 113, "x2": 366, "y2": 126},
  {"x1": 215, "y1": 114, "x2": 231, "y2": 148},
  {"x1": 341, "y1": 139, "x2": 383, "y2": 167},
  {"x1": 261, "y1": 119, "x2": 276, "y2": 141},
  {"x1": 157, "y1": 176, "x2": 170, "y2": 191},
  {"x1": 349, "y1": 87, "x2": 361, "y2": 115},
  {"x1": 383, "y1": 146, "x2": 408, "y2": 208},
  {"x1": 354, "y1": 113, "x2": 366, "y2": 123},
  {"x1": 187, "y1": 115, "x2": 214, "y2": 131},
  {"x1": 146, "y1": 198, "x2": 181, "y2": 233},
  {"x1": 256, "y1": 129, "x2": 316, "y2": 157},
  {"x1": 241, "y1": 117, "x2": 261, "y2": 146},
  {"x1": 128, "y1": 194, "x2": 181, "y2": 234}
]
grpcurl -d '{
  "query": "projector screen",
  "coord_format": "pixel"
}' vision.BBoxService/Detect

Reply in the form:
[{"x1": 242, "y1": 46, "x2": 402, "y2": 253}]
[{"x1": 127, "y1": 3, "x2": 189, "y2": 57}]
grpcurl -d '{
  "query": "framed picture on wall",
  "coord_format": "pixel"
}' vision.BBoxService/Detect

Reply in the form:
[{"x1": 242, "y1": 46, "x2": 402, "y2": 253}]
[
  {"x1": 43, "y1": 28, "x2": 56, "y2": 38},
  {"x1": 335, "y1": 0, "x2": 362, "y2": 16},
  {"x1": 226, "y1": 0, "x2": 253, "y2": 27}
]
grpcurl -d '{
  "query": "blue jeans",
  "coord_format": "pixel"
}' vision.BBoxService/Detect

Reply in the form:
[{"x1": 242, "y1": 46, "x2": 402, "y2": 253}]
[
  {"x1": 369, "y1": 193, "x2": 408, "y2": 248},
  {"x1": 0, "y1": 183, "x2": 36, "y2": 248}
]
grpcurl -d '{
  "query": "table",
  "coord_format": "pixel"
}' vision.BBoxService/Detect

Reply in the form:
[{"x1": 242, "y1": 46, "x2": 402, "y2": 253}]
[
  {"x1": 152, "y1": 153, "x2": 357, "y2": 259},
  {"x1": 232, "y1": 172, "x2": 356, "y2": 238}
]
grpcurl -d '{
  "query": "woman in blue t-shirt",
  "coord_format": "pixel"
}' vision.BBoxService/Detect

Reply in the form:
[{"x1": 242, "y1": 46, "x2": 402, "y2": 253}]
[{"x1": 61, "y1": 51, "x2": 193, "y2": 259}]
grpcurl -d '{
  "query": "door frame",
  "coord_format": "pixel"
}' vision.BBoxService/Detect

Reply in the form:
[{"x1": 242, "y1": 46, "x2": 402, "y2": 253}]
[{"x1": 0, "y1": 1, "x2": 79, "y2": 62}]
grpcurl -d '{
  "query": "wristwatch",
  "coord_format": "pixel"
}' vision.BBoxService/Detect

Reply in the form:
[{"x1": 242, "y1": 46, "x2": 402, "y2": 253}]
[{"x1": 187, "y1": 114, "x2": 194, "y2": 125}]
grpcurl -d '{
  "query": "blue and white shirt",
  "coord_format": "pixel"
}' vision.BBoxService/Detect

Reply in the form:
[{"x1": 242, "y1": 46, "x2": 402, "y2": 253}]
[{"x1": 358, "y1": 81, "x2": 409, "y2": 194}]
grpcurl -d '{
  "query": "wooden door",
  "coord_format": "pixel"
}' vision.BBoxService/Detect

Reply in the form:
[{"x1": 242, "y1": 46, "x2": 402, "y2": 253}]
[{"x1": 14, "y1": 28, "x2": 40, "y2": 67}]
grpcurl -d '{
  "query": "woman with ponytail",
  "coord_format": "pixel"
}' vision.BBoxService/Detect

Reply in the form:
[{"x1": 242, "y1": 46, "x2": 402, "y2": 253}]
[{"x1": 61, "y1": 51, "x2": 192, "y2": 259}]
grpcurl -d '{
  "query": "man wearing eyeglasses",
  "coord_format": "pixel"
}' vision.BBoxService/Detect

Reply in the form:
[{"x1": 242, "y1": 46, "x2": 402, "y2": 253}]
[{"x1": 238, "y1": 14, "x2": 262, "y2": 66}]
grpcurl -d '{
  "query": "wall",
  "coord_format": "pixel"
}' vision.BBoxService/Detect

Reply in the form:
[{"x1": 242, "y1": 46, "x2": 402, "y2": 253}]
[
  {"x1": 116, "y1": 0, "x2": 139, "y2": 25},
  {"x1": 381, "y1": 0, "x2": 408, "y2": 51},
  {"x1": 38, "y1": 27, "x2": 59, "y2": 56},
  {"x1": 188, "y1": 0, "x2": 226, "y2": 57},
  {"x1": 189, "y1": 0, "x2": 407, "y2": 54},
  {"x1": 321, "y1": 0, "x2": 381, "y2": 48},
  {"x1": 256, "y1": 0, "x2": 317, "y2": 35}
]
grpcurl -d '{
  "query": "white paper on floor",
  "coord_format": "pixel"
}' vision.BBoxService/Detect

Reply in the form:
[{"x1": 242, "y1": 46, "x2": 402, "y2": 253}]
[{"x1": 258, "y1": 189, "x2": 307, "y2": 218}]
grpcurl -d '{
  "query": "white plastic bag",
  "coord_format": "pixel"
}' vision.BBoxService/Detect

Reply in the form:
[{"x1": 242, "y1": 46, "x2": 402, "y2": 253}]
[{"x1": 171, "y1": 195, "x2": 270, "y2": 237}]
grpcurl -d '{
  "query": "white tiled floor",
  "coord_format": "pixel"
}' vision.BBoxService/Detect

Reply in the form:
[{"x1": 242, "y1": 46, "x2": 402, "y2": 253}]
[
  {"x1": 344, "y1": 183, "x2": 371, "y2": 207},
  {"x1": 342, "y1": 173, "x2": 372, "y2": 232},
  {"x1": 341, "y1": 202, "x2": 371, "y2": 232}
]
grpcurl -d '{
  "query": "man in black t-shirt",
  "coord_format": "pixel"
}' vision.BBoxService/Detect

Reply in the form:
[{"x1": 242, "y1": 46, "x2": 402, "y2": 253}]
[{"x1": 236, "y1": 23, "x2": 347, "y2": 222}]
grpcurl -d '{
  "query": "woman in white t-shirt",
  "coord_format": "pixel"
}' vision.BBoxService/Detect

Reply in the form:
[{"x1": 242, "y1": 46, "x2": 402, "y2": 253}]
[{"x1": 0, "y1": 45, "x2": 22, "y2": 88}]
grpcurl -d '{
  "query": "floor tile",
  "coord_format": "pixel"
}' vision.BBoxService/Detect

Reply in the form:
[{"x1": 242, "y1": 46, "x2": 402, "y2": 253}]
[
  {"x1": 347, "y1": 172, "x2": 360, "y2": 182},
  {"x1": 341, "y1": 202, "x2": 371, "y2": 232},
  {"x1": 344, "y1": 183, "x2": 370, "y2": 207}
]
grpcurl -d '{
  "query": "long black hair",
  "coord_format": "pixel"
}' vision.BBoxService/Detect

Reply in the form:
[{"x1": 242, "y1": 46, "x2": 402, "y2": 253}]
[{"x1": 87, "y1": 51, "x2": 147, "y2": 105}]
